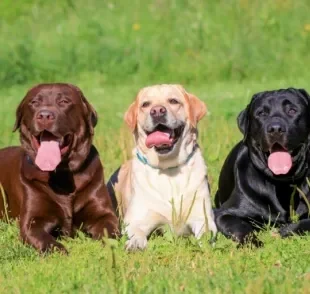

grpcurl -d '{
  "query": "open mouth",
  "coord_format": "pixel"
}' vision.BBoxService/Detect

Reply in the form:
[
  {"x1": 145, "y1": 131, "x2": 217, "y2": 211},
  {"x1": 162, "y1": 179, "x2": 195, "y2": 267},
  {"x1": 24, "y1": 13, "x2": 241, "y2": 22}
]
[
  {"x1": 266, "y1": 143, "x2": 292, "y2": 175},
  {"x1": 31, "y1": 131, "x2": 72, "y2": 171},
  {"x1": 145, "y1": 124, "x2": 184, "y2": 154},
  {"x1": 32, "y1": 131, "x2": 72, "y2": 155}
]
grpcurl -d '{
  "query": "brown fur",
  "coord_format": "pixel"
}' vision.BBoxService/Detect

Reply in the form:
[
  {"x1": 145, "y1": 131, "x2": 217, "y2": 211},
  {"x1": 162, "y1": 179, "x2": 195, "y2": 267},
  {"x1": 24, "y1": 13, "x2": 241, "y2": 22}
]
[{"x1": 0, "y1": 83, "x2": 118, "y2": 253}]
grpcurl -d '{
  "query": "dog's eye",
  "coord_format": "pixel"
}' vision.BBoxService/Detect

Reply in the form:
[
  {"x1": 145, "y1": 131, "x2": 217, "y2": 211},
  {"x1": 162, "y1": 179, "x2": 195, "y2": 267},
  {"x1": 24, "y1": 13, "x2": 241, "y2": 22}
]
[
  {"x1": 169, "y1": 98, "x2": 179, "y2": 105},
  {"x1": 29, "y1": 100, "x2": 39, "y2": 107},
  {"x1": 141, "y1": 101, "x2": 151, "y2": 108},
  {"x1": 287, "y1": 108, "x2": 297, "y2": 115},
  {"x1": 58, "y1": 100, "x2": 70, "y2": 105},
  {"x1": 257, "y1": 110, "x2": 268, "y2": 117}
]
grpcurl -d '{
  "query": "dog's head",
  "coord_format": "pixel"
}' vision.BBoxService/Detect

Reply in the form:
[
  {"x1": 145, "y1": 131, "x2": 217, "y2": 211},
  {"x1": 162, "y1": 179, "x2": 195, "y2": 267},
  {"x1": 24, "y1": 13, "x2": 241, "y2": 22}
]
[
  {"x1": 238, "y1": 88, "x2": 310, "y2": 177},
  {"x1": 125, "y1": 84, "x2": 206, "y2": 168},
  {"x1": 14, "y1": 83, "x2": 97, "y2": 172}
]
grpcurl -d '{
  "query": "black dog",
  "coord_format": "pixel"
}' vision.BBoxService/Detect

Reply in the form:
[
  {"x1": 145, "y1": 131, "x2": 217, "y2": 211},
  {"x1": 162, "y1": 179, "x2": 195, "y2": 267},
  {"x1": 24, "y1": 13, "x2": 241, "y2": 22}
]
[{"x1": 215, "y1": 88, "x2": 310, "y2": 246}]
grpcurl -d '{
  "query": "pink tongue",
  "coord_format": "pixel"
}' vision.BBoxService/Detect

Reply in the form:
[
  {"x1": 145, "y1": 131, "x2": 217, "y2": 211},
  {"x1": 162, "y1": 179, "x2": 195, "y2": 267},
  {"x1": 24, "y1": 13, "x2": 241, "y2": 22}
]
[
  {"x1": 145, "y1": 131, "x2": 173, "y2": 148},
  {"x1": 267, "y1": 151, "x2": 292, "y2": 175},
  {"x1": 35, "y1": 141, "x2": 61, "y2": 171}
]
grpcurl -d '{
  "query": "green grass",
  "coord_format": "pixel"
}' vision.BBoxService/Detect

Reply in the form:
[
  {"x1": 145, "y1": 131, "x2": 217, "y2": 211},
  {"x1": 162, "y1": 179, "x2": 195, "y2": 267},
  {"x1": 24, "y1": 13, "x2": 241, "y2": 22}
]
[{"x1": 1, "y1": 0, "x2": 310, "y2": 293}]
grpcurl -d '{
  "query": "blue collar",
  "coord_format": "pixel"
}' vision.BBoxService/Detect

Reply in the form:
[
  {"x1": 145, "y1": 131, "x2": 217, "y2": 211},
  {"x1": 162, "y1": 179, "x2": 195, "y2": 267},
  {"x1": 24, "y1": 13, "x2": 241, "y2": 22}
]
[{"x1": 136, "y1": 145, "x2": 198, "y2": 170}]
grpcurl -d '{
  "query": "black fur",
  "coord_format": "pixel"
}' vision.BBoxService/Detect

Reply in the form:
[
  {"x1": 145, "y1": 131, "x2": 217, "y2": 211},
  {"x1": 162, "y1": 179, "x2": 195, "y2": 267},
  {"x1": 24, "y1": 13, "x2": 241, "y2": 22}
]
[
  {"x1": 214, "y1": 88, "x2": 310, "y2": 246},
  {"x1": 107, "y1": 167, "x2": 120, "y2": 216}
]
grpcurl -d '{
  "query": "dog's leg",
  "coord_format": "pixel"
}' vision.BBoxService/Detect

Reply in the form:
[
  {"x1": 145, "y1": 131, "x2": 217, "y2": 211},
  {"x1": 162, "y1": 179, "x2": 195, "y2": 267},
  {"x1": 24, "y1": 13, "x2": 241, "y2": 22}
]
[
  {"x1": 280, "y1": 219, "x2": 310, "y2": 237},
  {"x1": 84, "y1": 212, "x2": 120, "y2": 240},
  {"x1": 125, "y1": 222, "x2": 155, "y2": 251},
  {"x1": 188, "y1": 183, "x2": 217, "y2": 242},
  {"x1": 20, "y1": 194, "x2": 67, "y2": 253},
  {"x1": 215, "y1": 213, "x2": 263, "y2": 247},
  {"x1": 190, "y1": 220, "x2": 206, "y2": 239},
  {"x1": 20, "y1": 216, "x2": 67, "y2": 254},
  {"x1": 74, "y1": 194, "x2": 119, "y2": 240},
  {"x1": 203, "y1": 194, "x2": 218, "y2": 239},
  {"x1": 124, "y1": 207, "x2": 163, "y2": 251}
]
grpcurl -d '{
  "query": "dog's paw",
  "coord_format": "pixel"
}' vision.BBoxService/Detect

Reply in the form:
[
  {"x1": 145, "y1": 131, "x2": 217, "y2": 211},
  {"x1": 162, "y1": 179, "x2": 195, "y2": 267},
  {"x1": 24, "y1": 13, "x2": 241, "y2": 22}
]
[
  {"x1": 125, "y1": 237, "x2": 147, "y2": 252},
  {"x1": 41, "y1": 241, "x2": 68, "y2": 255},
  {"x1": 279, "y1": 223, "x2": 299, "y2": 238},
  {"x1": 191, "y1": 221, "x2": 205, "y2": 239},
  {"x1": 234, "y1": 233, "x2": 263, "y2": 248}
]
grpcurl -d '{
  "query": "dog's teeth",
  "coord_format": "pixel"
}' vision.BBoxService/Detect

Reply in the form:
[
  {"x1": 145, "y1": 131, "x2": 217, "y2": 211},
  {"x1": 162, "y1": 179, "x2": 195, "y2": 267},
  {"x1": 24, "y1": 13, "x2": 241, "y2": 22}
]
[{"x1": 170, "y1": 130, "x2": 175, "y2": 139}]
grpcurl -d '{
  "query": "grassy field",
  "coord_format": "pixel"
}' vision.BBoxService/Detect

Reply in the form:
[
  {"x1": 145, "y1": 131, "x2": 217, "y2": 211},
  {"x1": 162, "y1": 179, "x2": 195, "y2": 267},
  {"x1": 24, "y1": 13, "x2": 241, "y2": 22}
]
[{"x1": 1, "y1": 1, "x2": 310, "y2": 293}]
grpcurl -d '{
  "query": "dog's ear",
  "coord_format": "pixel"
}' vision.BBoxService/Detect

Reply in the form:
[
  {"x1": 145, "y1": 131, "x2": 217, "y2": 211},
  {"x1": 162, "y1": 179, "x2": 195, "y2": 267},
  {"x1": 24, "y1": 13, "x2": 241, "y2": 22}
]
[
  {"x1": 187, "y1": 93, "x2": 207, "y2": 127},
  {"x1": 237, "y1": 92, "x2": 264, "y2": 139},
  {"x1": 124, "y1": 88, "x2": 145, "y2": 132},
  {"x1": 175, "y1": 85, "x2": 207, "y2": 127},
  {"x1": 237, "y1": 105, "x2": 250, "y2": 139},
  {"x1": 297, "y1": 88, "x2": 310, "y2": 103},
  {"x1": 296, "y1": 89, "x2": 310, "y2": 131},
  {"x1": 13, "y1": 84, "x2": 43, "y2": 132},
  {"x1": 13, "y1": 100, "x2": 25, "y2": 132},
  {"x1": 13, "y1": 92, "x2": 31, "y2": 132},
  {"x1": 68, "y1": 84, "x2": 97, "y2": 135},
  {"x1": 82, "y1": 97, "x2": 98, "y2": 135},
  {"x1": 124, "y1": 101, "x2": 138, "y2": 132}
]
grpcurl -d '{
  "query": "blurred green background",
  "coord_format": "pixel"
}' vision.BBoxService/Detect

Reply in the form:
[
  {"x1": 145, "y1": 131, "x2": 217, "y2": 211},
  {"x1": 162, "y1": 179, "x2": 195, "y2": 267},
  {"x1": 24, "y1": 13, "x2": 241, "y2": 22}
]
[{"x1": 1, "y1": 0, "x2": 310, "y2": 88}]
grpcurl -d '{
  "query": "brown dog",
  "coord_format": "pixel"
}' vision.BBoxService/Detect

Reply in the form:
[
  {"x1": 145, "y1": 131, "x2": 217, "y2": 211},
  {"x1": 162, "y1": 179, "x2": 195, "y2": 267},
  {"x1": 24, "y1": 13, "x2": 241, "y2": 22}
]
[{"x1": 0, "y1": 83, "x2": 118, "y2": 253}]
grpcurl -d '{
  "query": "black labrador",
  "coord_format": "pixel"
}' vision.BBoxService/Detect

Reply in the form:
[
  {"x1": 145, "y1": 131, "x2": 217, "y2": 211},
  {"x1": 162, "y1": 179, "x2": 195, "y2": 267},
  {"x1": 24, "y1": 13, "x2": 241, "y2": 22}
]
[{"x1": 215, "y1": 88, "x2": 310, "y2": 246}]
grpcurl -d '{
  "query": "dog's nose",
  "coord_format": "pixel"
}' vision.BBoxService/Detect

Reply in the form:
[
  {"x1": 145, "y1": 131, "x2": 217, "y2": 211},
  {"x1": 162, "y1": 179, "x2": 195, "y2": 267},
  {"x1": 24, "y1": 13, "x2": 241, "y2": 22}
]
[
  {"x1": 150, "y1": 106, "x2": 167, "y2": 118},
  {"x1": 267, "y1": 123, "x2": 286, "y2": 134},
  {"x1": 36, "y1": 110, "x2": 56, "y2": 122}
]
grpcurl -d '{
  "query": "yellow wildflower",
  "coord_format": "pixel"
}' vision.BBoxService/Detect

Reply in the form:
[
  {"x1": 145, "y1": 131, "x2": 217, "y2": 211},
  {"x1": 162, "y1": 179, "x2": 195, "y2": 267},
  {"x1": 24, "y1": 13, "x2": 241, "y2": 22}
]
[
  {"x1": 132, "y1": 23, "x2": 141, "y2": 31},
  {"x1": 304, "y1": 24, "x2": 310, "y2": 32}
]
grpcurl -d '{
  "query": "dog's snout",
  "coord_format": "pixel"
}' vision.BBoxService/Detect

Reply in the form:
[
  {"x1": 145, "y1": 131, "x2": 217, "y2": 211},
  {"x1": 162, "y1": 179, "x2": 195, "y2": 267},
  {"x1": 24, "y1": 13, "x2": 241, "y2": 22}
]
[
  {"x1": 267, "y1": 122, "x2": 286, "y2": 135},
  {"x1": 36, "y1": 110, "x2": 56, "y2": 122},
  {"x1": 150, "y1": 105, "x2": 167, "y2": 118}
]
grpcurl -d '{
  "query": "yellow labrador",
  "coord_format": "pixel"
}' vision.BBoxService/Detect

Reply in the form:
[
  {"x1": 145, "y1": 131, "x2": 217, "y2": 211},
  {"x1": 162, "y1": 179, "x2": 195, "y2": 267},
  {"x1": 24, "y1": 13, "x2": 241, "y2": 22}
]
[{"x1": 107, "y1": 84, "x2": 217, "y2": 250}]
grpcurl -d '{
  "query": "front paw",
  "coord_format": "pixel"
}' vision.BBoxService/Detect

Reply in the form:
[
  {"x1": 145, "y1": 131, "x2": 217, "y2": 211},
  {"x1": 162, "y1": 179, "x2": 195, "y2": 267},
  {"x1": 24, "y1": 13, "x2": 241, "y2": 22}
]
[
  {"x1": 279, "y1": 223, "x2": 299, "y2": 238},
  {"x1": 191, "y1": 221, "x2": 206, "y2": 239},
  {"x1": 41, "y1": 241, "x2": 68, "y2": 255},
  {"x1": 234, "y1": 233, "x2": 263, "y2": 248},
  {"x1": 125, "y1": 237, "x2": 147, "y2": 252}
]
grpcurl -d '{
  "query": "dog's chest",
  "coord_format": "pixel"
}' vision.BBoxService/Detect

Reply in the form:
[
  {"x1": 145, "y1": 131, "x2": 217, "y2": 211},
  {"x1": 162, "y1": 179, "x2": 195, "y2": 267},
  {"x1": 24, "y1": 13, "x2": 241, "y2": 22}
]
[
  {"x1": 147, "y1": 169, "x2": 191, "y2": 202},
  {"x1": 132, "y1": 156, "x2": 207, "y2": 213}
]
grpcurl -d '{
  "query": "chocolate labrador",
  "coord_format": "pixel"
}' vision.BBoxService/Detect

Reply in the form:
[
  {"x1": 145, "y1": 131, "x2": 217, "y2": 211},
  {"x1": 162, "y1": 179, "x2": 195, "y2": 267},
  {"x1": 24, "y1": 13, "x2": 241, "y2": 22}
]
[
  {"x1": 0, "y1": 83, "x2": 118, "y2": 253},
  {"x1": 215, "y1": 88, "x2": 310, "y2": 246}
]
